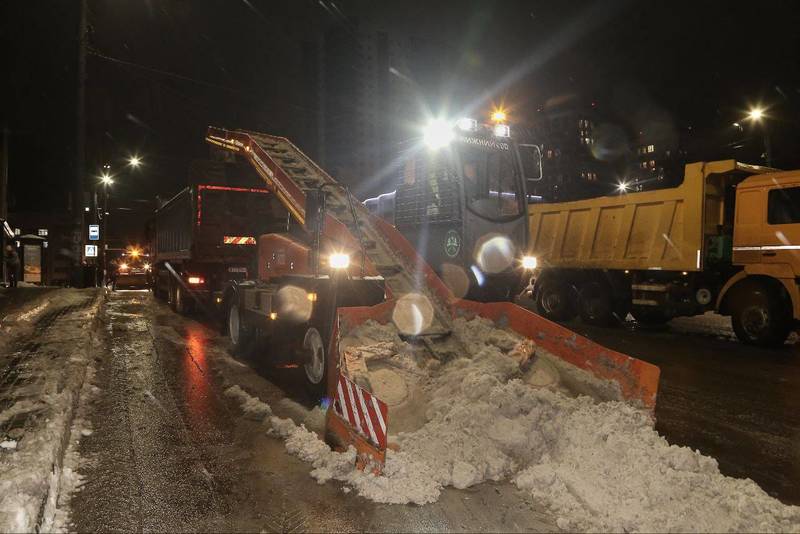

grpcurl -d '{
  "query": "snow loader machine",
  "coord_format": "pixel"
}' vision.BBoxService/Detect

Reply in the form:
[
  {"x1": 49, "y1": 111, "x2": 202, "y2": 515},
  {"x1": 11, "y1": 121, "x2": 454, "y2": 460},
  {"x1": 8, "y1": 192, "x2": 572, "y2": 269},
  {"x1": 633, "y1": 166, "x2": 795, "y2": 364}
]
[{"x1": 204, "y1": 126, "x2": 660, "y2": 469}]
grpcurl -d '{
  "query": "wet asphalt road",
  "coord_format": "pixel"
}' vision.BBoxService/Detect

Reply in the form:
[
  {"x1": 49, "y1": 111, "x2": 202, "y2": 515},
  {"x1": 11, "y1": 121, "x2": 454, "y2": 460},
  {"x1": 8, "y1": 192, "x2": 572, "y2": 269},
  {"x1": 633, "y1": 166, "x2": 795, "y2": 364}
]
[
  {"x1": 68, "y1": 291, "x2": 557, "y2": 532},
  {"x1": 564, "y1": 315, "x2": 800, "y2": 506}
]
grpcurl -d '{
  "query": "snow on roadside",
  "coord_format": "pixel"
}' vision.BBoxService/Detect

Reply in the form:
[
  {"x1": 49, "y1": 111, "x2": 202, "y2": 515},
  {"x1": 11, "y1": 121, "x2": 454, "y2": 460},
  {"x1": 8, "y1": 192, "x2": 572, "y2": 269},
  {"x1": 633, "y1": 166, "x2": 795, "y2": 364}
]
[
  {"x1": 223, "y1": 317, "x2": 800, "y2": 533},
  {"x1": 0, "y1": 290, "x2": 101, "y2": 533}
]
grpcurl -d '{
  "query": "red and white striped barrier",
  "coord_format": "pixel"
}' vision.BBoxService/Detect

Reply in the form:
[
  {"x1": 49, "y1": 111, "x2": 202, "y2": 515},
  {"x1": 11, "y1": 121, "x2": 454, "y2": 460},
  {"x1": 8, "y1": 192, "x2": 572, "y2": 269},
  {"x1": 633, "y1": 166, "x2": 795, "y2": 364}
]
[
  {"x1": 333, "y1": 374, "x2": 388, "y2": 450},
  {"x1": 223, "y1": 235, "x2": 257, "y2": 245}
]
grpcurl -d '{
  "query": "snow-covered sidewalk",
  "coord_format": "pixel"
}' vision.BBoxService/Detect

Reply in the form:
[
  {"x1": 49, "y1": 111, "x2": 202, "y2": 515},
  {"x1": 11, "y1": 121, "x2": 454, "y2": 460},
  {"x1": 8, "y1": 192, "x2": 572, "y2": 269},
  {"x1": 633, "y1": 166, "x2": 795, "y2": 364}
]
[{"x1": 0, "y1": 289, "x2": 102, "y2": 532}]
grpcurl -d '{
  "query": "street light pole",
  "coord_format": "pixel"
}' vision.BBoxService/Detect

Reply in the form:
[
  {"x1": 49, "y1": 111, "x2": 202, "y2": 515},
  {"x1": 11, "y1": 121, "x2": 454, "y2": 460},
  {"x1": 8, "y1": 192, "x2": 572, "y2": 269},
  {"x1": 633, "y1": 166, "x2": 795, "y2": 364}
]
[
  {"x1": 100, "y1": 169, "x2": 113, "y2": 286},
  {"x1": 745, "y1": 107, "x2": 773, "y2": 167}
]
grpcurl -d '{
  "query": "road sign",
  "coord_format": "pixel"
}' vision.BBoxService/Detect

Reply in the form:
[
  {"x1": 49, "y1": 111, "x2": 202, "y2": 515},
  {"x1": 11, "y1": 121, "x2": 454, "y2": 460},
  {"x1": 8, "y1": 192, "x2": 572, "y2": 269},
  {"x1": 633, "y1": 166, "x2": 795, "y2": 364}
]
[
  {"x1": 85, "y1": 244, "x2": 98, "y2": 257},
  {"x1": 88, "y1": 224, "x2": 100, "y2": 241}
]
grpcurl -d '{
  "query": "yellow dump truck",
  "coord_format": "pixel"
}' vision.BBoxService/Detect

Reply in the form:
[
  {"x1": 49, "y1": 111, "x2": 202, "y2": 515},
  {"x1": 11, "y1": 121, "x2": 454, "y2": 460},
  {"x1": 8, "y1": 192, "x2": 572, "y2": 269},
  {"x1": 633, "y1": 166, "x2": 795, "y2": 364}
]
[{"x1": 526, "y1": 160, "x2": 800, "y2": 346}]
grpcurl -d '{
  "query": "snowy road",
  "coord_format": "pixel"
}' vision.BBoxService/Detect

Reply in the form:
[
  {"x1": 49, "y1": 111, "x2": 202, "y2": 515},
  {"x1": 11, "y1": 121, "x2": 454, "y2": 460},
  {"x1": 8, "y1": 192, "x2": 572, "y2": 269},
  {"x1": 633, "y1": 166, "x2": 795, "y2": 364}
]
[
  {"x1": 62, "y1": 291, "x2": 558, "y2": 532},
  {"x1": 566, "y1": 314, "x2": 800, "y2": 507}
]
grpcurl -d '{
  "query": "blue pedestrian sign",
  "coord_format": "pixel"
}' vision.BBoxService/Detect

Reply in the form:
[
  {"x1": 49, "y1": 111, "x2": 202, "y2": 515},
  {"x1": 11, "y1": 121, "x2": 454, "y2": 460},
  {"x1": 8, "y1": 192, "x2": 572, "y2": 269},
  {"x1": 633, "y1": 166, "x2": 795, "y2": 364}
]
[
  {"x1": 84, "y1": 245, "x2": 98, "y2": 258},
  {"x1": 88, "y1": 224, "x2": 100, "y2": 241}
]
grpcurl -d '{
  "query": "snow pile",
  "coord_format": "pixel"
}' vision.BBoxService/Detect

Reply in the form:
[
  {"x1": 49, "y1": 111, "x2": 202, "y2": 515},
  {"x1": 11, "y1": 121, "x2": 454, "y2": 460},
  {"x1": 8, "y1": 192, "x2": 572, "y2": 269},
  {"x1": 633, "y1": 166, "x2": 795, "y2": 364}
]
[
  {"x1": 224, "y1": 385, "x2": 272, "y2": 421},
  {"x1": 225, "y1": 317, "x2": 800, "y2": 532},
  {"x1": 0, "y1": 290, "x2": 101, "y2": 533}
]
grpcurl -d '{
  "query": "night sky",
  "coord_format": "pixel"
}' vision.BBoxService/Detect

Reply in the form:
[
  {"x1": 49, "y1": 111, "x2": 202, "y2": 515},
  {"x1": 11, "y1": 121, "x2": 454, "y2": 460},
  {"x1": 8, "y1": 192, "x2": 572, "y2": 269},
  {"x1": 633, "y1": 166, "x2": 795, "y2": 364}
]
[{"x1": 2, "y1": 1, "x2": 799, "y2": 231}]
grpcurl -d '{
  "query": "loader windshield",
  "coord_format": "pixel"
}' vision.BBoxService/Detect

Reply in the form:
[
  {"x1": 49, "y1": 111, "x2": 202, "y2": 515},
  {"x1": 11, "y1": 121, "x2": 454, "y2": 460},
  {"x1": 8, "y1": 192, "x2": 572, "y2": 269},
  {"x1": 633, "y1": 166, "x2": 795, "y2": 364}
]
[{"x1": 459, "y1": 143, "x2": 524, "y2": 221}]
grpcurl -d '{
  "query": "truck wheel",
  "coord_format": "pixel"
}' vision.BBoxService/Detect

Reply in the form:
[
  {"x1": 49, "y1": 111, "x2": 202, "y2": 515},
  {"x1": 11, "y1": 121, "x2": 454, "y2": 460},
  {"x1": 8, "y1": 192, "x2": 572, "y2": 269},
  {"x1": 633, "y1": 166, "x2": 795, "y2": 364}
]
[
  {"x1": 154, "y1": 278, "x2": 167, "y2": 301},
  {"x1": 536, "y1": 279, "x2": 576, "y2": 322},
  {"x1": 578, "y1": 281, "x2": 614, "y2": 326},
  {"x1": 730, "y1": 283, "x2": 792, "y2": 347},
  {"x1": 302, "y1": 326, "x2": 327, "y2": 395},
  {"x1": 227, "y1": 303, "x2": 251, "y2": 355},
  {"x1": 174, "y1": 284, "x2": 192, "y2": 315}
]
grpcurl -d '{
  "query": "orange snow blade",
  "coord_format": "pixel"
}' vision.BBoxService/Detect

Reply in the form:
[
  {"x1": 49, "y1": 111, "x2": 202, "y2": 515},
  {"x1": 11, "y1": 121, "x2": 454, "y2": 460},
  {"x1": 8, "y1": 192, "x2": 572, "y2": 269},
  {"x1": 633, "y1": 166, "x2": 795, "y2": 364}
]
[{"x1": 451, "y1": 300, "x2": 661, "y2": 412}]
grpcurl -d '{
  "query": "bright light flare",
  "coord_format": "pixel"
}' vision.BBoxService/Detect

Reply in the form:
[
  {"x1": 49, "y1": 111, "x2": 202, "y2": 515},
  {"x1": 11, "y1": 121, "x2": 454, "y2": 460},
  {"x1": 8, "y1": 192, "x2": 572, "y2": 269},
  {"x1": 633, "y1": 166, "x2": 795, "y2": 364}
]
[
  {"x1": 617, "y1": 181, "x2": 629, "y2": 193},
  {"x1": 456, "y1": 117, "x2": 478, "y2": 131},
  {"x1": 329, "y1": 253, "x2": 350, "y2": 269},
  {"x1": 423, "y1": 119, "x2": 454, "y2": 149},
  {"x1": 392, "y1": 293, "x2": 434, "y2": 336},
  {"x1": 101, "y1": 173, "x2": 113, "y2": 185},
  {"x1": 119, "y1": 263, "x2": 129, "y2": 271},
  {"x1": 747, "y1": 107, "x2": 764, "y2": 121},
  {"x1": 475, "y1": 234, "x2": 516, "y2": 274},
  {"x1": 128, "y1": 155, "x2": 142, "y2": 168},
  {"x1": 187, "y1": 276, "x2": 204, "y2": 285},
  {"x1": 493, "y1": 123, "x2": 511, "y2": 137},
  {"x1": 276, "y1": 285, "x2": 313, "y2": 322},
  {"x1": 143, "y1": 263, "x2": 151, "y2": 271},
  {"x1": 491, "y1": 110, "x2": 507, "y2": 122},
  {"x1": 522, "y1": 256, "x2": 538, "y2": 270}
]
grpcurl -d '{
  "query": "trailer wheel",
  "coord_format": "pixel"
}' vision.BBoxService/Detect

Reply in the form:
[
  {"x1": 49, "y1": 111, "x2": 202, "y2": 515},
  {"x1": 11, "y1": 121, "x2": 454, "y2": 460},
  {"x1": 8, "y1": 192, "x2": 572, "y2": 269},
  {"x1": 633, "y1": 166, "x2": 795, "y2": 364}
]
[
  {"x1": 302, "y1": 326, "x2": 327, "y2": 391},
  {"x1": 536, "y1": 279, "x2": 576, "y2": 322},
  {"x1": 227, "y1": 303, "x2": 251, "y2": 354},
  {"x1": 730, "y1": 282, "x2": 792, "y2": 347},
  {"x1": 578, "y1": 281, "x2": 614, "y2": 326},
  {"x1": 173, "y1": 284, "x2": 193, "y2": 315}
]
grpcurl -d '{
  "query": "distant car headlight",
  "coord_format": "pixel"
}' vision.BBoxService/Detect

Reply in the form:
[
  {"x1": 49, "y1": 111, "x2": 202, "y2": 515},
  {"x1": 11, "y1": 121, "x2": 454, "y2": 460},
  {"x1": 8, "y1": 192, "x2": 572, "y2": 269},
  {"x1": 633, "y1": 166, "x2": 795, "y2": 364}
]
[
  {"x1": 522, "y1": 255, "x2": 538, "y2": 270},
  {"x1": 329, "y1": 253, "x2": 350, "y2": 270}
]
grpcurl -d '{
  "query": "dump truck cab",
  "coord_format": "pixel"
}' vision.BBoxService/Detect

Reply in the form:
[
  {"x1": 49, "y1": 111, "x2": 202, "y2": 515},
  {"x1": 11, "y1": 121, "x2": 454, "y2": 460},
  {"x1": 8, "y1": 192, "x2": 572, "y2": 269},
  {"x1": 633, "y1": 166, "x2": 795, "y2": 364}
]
[{"x1": 717, "y1": 169, "x2": 800, "y2": 342}]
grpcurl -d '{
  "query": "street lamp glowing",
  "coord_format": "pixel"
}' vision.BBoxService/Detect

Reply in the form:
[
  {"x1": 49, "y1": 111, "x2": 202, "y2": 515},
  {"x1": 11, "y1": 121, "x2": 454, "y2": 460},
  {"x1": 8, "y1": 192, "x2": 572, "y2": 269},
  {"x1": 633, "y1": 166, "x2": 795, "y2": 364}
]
[
  {"x1": 747, "y1": 108, "x2": 764, "y2": 121},
  {"x1": 100, "y1": 173, "x2": 113, "y2": 185},
  {"x1": 617, "y1": 181, "x2": 629, "y2": 193},
  {"x1": 128, "y1": 155, "x2": 142, "y2": 168}
]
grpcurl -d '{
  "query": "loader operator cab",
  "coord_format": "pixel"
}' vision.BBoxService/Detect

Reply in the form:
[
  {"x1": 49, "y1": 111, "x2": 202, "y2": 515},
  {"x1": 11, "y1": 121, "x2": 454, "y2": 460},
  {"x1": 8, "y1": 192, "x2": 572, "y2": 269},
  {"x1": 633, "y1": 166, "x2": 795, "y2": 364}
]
[{"x1": 365, "y1": 115, "x2": 541, "y2": 301}]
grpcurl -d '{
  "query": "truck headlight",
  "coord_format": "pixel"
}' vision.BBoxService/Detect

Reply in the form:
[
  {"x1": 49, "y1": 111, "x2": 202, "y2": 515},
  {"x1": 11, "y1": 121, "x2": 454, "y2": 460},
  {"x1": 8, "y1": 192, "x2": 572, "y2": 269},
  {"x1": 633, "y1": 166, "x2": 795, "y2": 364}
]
[
  {"x1": 423, "y1": 119, "x2": 454, "y2": 149},
  {"x1": 522, "y1": 256, "x2": 538, "y2": 270},
  {"x1": 329, "y1": 253, "x2": 350, "y2": 270},
  {"x1": 494, "y1": 123, "x2": 511, "y2": 138}
]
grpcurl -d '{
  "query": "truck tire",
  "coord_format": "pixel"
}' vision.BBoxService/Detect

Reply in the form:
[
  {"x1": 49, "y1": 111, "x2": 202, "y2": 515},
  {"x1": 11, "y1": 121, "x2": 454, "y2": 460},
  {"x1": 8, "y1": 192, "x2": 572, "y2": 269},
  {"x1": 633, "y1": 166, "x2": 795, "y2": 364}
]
[
  {"x1": 536, "y1": 279, "x2": 577, "y2": 322},
  {"x1": 302, "y1": 326, "x2": 327, "y2": 396},
  {"x1": 227, "y1": 303, "x2": 252, "y2": 355},
  {"x1": 154, "y1": 276, "x2": 167, "y2": 301},
  {"x1": 173, "y1": 284, "x2": 192, "y2": 315},
  {"x1": 578, "y1": 281, "x2": 614, "y2": 326},
  {"x1": 730, "y1": 282, "x2": 792, "y2": 347}
]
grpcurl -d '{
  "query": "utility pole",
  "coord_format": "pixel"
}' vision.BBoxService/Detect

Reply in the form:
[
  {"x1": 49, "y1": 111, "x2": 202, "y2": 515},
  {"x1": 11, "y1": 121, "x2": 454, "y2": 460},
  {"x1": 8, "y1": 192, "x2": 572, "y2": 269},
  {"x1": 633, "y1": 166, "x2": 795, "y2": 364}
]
[
  {"x1": 1, "y1": 126, "x2": 8, "y2": 221},
  {"x1": 1, "y1": 126, "x2": 8, "y2": 286},
  {"x1": 74, "y1": 0, "x2": 88, "y2": 286}
]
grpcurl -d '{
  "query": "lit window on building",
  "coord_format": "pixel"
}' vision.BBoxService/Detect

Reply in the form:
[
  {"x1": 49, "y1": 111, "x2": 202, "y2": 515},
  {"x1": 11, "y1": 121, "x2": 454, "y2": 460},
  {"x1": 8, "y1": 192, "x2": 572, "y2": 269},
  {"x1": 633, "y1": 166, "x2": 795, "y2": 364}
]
[
  {"x1": 649, "y1": 160, "x2": 656, "y2": 169},
  {"x1": 647, "y1": 145, "x2": 655, "y2": 153}
]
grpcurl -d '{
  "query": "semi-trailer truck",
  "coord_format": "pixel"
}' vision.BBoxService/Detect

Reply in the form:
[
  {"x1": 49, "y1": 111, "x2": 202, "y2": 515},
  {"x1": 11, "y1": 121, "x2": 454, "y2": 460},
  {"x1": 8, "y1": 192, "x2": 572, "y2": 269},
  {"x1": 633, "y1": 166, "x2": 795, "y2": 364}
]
[{"x1": 525, "y1": 160, "x2": 800, "y2": 346}]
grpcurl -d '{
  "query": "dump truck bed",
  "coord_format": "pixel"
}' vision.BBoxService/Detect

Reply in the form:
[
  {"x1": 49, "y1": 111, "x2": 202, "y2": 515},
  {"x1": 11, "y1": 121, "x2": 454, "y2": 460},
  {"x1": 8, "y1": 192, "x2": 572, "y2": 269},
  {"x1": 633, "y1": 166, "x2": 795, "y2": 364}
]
[{"x1": 528, "y1": 160, "x2": 773, "y2": 272}]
